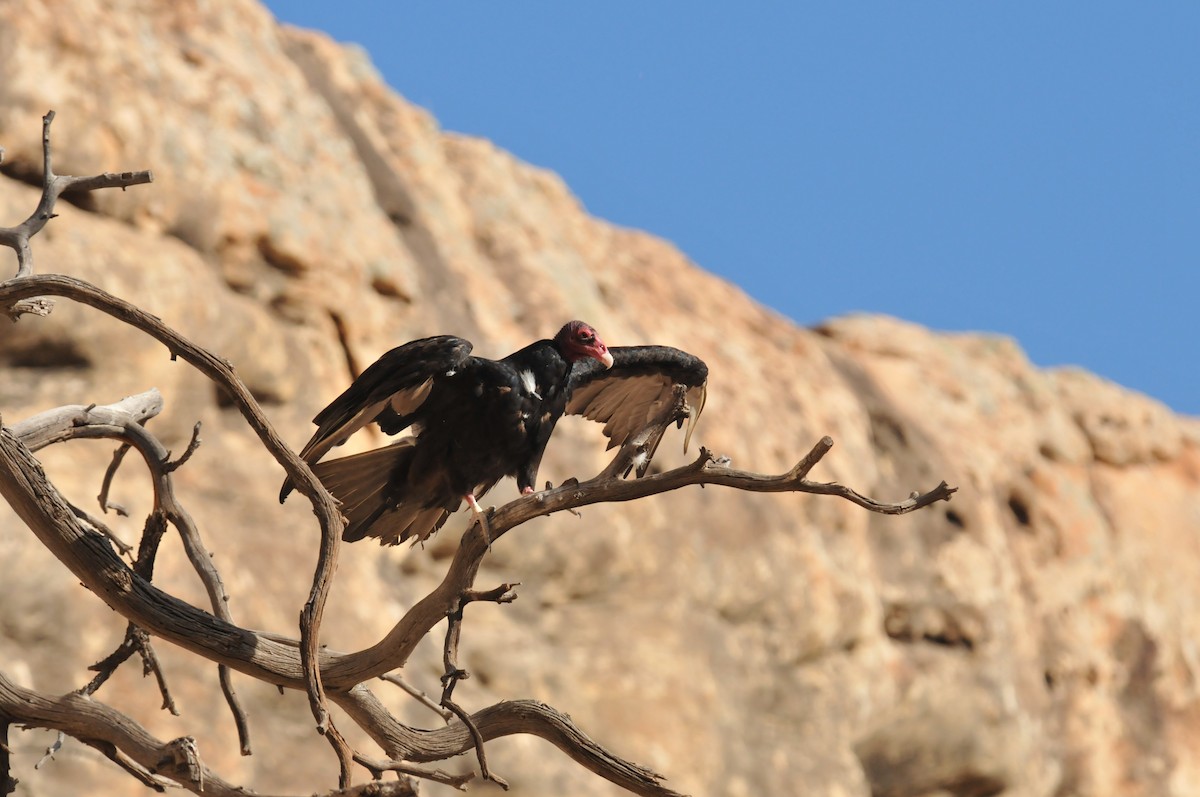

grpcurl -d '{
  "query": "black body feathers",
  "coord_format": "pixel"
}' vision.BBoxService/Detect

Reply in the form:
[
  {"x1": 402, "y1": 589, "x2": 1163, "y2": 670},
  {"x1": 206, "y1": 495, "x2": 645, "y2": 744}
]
[{"x1": 282, "y1": 322, "x2": 707, "y2": 545}]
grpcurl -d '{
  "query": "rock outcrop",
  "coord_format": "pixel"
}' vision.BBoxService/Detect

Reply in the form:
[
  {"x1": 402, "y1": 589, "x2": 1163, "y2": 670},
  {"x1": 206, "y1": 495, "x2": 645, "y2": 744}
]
[{"x1": 2, "y1": 2, "x2": 1198, "y2": 796}]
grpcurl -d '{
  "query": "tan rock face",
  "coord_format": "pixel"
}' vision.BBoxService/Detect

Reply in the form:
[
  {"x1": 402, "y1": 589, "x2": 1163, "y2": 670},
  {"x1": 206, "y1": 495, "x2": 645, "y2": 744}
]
[{"x1": 2, "y1": 3, "x2": 1199, "y2": 796}]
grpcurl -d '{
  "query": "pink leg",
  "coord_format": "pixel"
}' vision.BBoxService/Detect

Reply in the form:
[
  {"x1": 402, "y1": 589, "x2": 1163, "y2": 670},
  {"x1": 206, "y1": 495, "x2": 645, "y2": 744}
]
[{"x1": 464, "y1": 493, "x2": 491, "y2": 549}]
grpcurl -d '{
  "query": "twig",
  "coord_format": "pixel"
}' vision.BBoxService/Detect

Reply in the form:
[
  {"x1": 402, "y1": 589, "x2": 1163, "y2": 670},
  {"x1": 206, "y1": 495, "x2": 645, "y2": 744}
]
[
  {"x1": 98, "y1": 443, "x2": 132, "y2": 515},
  {"x1": 135, "y1": 627, "x2": 179, "y2": 716},
  {"x1": 83, "y1": 739, "x2": 171, "y2": 791},
  {"x1": 436, "y1": 586, "x2": 518, "y2": 790},
  {"x1": 440, "y1": 597, "x2": 468, "y2": 706},
  {"x1": 379, "y1": 674, "x2": 453, "y2": 722},
  {"x1": 218, "y1": 666, "x2": 252, "y2": 756},
  {"x1": 442, "y1": 700, "x2": 507, "y2": 790},
  {"x1": 76, "y1": 495, "x2": 178, "y2": 716},
  {"x1": 0, "y1": 111, "x2": 152, "y2": 281},
  {"x1": 83, "y1": 624, "x2": 142, "y2": 694},
  {"x1": 462, "y1": 583, "x2": 520, "y2": 605},
  {"x1": 351, "y1": 752, "x2": 471, "y2": 788},
  {"x1": 163, "y1": 422, "x2": 202, "y2": 473},
  {"x1": 67, "y1": 500, "x2": 133, "y2": 556}
]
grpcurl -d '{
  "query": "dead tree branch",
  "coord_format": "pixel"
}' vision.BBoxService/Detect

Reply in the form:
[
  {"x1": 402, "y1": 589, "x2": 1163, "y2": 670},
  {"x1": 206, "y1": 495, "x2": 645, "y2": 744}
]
[
  {"x1": 0, "y1": 275, "x2": 347, "y2": 771},
  {"x1": 378, "y1": 673, "x2": 453, "y2": 722},
  {"x1": 351, "y1": 751, "x2": 470, "y2": 789},
  {"x1": 10, "y1": 391, "x2": 251, "y2": 752},
  {"x1": 0, "y1": 669, "x2": 417, "y2": 797},
  {"x1": 0, "y1": 111, "x2": 152, "y2": 284},
  {"x1": 0, "y1": 111, "x2": 334, "y2": 765}
]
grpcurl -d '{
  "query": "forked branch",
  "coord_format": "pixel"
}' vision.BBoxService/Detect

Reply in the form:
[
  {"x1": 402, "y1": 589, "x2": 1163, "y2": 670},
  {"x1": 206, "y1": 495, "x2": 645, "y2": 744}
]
[
  {"x1": 0, "y1": 111, "x2": 152, "y2": 283},
  {"x1": 0, "y1": 273, "x2": 348, "y2": 773},
  {"x1": 10, "y1": 391, "x2": 251, "y2": 753}
]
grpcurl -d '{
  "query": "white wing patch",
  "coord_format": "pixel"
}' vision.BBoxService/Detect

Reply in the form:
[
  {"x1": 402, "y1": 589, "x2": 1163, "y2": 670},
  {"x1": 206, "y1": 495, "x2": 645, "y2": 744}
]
[
  {"x1": 519, "y1": 369, "x2": 542, "y2": 399},
  {"x1": 390, "y1": 377, "x2": 434, "y2": 416}
]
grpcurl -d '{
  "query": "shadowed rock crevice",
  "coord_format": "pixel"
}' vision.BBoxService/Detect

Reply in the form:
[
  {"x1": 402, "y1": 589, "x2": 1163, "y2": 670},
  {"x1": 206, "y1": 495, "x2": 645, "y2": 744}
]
[
  {"x1": 854, "y1": 690, "x2": 1013, "y2": 797},
  {"x1": 0, "y1": 341, "x2": 91, "y2": 369}
]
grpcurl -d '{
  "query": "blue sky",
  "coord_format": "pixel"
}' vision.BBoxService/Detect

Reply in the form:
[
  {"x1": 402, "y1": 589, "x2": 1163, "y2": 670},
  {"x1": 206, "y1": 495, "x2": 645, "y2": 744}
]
[{"x1": 265, "y1": 3, "x2": 1198, "y2": 415}]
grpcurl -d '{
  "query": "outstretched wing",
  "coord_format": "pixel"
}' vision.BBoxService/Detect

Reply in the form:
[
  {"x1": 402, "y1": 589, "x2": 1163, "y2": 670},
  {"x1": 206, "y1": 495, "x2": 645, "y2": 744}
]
[
  {"x1": 280, "y1": 335, "x2": 472, "y2": 501},
  {"x1": 566, "y1": 345, "x2": 708, "y2": 476}
]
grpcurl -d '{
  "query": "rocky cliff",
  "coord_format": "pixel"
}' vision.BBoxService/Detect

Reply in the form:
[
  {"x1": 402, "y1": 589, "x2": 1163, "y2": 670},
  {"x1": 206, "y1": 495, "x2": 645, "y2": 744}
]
[{"x1": 2, "y1": 2, "x2": 1198, "y2": 796}]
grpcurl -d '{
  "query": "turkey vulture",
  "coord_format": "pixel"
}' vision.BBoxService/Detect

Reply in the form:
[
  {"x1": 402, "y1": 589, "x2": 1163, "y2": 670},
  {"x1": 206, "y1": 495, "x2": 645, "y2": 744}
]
[{"x1": 280, "y1": 320, "x2": 707, "y2": 545}]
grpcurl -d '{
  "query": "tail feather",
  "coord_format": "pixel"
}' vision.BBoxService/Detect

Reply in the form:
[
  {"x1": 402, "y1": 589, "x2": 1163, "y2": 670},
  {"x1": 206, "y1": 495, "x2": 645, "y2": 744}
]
[{"x1": 311, "y1": 439, "x2": 454, "y2": 545}]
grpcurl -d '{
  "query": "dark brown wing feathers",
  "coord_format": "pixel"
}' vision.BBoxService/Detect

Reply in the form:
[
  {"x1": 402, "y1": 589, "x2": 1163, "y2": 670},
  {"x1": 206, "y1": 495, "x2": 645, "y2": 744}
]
[
  {"x1": 284, "y1": 332, "x2": 707, "y2": 545},
  {"x1": 566, "y1": 345, "x2": 708, "y2": 469},
  {"x1": 279, "y1": 336, "x2": 471, "y2": 502}
]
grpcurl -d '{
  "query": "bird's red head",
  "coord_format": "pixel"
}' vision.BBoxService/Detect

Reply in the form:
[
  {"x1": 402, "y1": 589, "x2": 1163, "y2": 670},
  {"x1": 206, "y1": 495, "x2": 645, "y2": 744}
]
[{"x1": 555, "y1": 320, "x2": 614, "y2": 369}]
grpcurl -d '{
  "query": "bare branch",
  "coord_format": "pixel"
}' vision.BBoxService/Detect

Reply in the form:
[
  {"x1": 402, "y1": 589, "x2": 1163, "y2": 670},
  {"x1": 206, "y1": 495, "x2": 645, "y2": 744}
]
[
  {"x1": 0, "y1": 669, "x2": 414, "y2": 797},
  {"x1": 98, "y1": 443, "x2": 132, "y2": 515},
  {"x1": 10, "y1": 391, "x2": 251, "y2": 751},
  {"x1": 163, "y1": 422, "x2": 202, "y2": 473},
  {"x1": 11, "y1": 391, "x2": 163, "y2": 451},
  {"x1": 339, "y1": 695, "x2": 685, "y2": 797},
  {"x1": 0, "y1": 273, "x2": 345, "y2": 769},
  {"x1": 0, "y1": 111, "x2": 152, "y2": 280},
  {"x1": 379, "y1": 674, "x2": 453, "y2": 722},
  {"x1": 3, "y1": 400, "x2": 952, "y2": 693},
  {"x1": 443, "y1": 701, "x2": 507, "y2": 790},
  {"x1": 351, "y1": 752, "x2": 469, "y2": 789},
  {"x1": 66, "y1": 500, "x2": 133, "y2": 556}
]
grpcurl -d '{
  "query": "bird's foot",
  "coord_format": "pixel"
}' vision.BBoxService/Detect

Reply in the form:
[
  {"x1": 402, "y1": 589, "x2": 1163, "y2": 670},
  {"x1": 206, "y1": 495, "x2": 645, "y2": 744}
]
[{"x1": 465, "y1": 493, "x2": 491, "y2": 551}]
